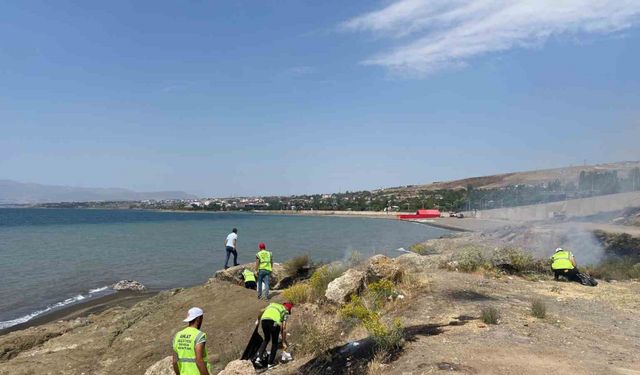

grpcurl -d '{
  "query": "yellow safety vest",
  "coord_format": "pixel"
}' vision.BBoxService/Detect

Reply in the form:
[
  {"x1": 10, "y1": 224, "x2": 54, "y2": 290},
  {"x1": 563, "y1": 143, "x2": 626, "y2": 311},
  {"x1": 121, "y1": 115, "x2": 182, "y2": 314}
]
[
  {"x1": 256, "y1": 250, "x2": 272, "y2": 272},
  {"x1": 261, "y1": 303, "x2": 287, "y2": 326},
  {"x1": 551, "y1": 250, "x2": 574, "y2": 270},
  {"x1": 242, "y1": 269, "x2": 256, "y2": 283},
  {"x1": 172, "y1": 327, "x2": 212, "y2": 375}
]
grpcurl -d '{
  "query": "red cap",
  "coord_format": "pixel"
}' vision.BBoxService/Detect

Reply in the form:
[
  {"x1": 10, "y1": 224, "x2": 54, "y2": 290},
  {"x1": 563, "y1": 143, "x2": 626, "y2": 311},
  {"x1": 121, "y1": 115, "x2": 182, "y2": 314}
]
[
  {"x1": 283, "y1": 302, "x2": 293, "y2": 313},
  {"x1": 259, "y1": 242, "x2": 266, "y2": 249}
]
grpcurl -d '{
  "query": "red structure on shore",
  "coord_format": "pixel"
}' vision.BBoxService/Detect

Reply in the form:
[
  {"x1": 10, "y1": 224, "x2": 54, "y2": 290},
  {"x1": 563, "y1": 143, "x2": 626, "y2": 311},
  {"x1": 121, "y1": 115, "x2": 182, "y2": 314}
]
[{"x1": 397, "y1": 209, "x2": 441, "y2": 220}]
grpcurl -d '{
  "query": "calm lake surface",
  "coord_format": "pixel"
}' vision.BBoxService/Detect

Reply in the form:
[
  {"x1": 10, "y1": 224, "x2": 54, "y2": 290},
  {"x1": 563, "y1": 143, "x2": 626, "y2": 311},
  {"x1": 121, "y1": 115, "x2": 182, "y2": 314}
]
[{"x1": 0, "y1": 208, "x2": 448, "y2": 328}]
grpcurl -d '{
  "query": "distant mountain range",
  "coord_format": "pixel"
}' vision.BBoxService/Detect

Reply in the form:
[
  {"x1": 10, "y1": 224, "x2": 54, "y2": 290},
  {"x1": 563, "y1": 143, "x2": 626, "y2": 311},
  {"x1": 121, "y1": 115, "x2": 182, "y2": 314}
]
[{"x1": 0, "y1": 180, "x2": 197, "y2": 204}]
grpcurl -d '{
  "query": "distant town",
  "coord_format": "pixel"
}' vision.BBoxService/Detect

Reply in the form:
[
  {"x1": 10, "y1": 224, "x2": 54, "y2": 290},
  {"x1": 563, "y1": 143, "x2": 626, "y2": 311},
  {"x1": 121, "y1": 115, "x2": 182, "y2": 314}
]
[{"x1": 23, "y1": 166, "x2": 640, "y2": 214}]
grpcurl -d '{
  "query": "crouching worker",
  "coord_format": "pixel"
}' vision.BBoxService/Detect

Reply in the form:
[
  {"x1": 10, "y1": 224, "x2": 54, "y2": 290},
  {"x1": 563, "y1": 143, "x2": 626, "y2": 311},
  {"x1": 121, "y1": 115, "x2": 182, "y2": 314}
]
[
  {"x1": 550, "y1": 247, "x2": 597, "y2": 286},
  {"x1": 255, "y1": 302, "x2": 293, "y2": 369},
  {"x1": 173, "y1": 307, "x2": 211, "y2": 375},
  {"x1": 241, "y1": 268, "x2": 257, "y2": 290}
]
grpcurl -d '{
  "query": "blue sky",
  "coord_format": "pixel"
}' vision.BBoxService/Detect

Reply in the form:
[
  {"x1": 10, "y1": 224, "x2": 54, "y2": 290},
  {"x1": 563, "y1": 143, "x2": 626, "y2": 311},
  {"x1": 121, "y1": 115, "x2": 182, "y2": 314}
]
[{"x1": 1, "y1": 0, "x2": 639, "y2": 197}]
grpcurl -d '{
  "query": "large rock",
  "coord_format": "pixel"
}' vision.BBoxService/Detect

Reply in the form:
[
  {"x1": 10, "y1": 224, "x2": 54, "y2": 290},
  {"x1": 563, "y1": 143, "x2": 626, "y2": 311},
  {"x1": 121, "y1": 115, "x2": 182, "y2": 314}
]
[
  {"x1": 113, "y1": 280, "x2": 146, "y2": 291},
  {"x1": 395, "y1": 253, "x2": 435, "y2": 272},
  {"x1": 365, "y1": 255, "x2": 403, "y2": 283},
  {"x1": 213, "y1": 263, "x2": 285, "y2": 289},
  {"x1": 217, "y1": 359, "x2": 256, "y2": 375},
  {"x1": 325, "y1": 269, "x2": 365, "y2": 304},
  {"x1": 144, "y1": 356, "x2": 173, "y2": 375}
]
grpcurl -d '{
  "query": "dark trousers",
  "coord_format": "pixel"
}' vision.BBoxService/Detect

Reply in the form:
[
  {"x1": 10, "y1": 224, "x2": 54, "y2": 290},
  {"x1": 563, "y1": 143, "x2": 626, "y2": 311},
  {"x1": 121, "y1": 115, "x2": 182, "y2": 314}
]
[
  {"x1": 257, "y1": 319, "x2": 280, "y2": 365},
  {"x1": 554, "y1": 268, "x2": 579, "y2": 282},
  {"x1": 225, "y1": 246, "x2": 238, "y2": 268},
  {"x1": 244, "y1": 281, "x2": 256, "y2": 290}
]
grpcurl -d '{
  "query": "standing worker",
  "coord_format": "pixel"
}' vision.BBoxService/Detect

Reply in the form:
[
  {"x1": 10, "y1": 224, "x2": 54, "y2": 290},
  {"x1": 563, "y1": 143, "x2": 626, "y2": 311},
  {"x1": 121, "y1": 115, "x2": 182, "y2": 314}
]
[
  {"x1": 254, "y1": 302, "x2": 293, "y2": 369},
  {"x1": 255, "y1": 242, "x2": 272, "y2": 300},
  {"x1": 241, "y1": 268, "x2": 257, "y2": 290},
  {"x1": 172, "y1": 307, "x2": 211, "y2": 375},
  {"x1": 224, "y1": 228, "x2": 239, "y2": 269}
]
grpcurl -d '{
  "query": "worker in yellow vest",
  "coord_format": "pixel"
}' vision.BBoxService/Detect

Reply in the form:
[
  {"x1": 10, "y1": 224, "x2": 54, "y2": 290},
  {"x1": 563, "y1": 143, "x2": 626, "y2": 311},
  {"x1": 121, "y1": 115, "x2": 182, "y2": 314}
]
[
  {"x1": 255, "y1": 242, "x2": 273, "y2": 300},
  {"x1": 241, "y1": 268, "x2": 257, "y2": 290},
  {"x1": 550, "y1": 247, "x2": 578, "y2": 282},
  {"x1": 172, "y1": 307, "x2": 212, "y2": 375},
  {"x1": 254, "y1": 302, "x2": 293, "y2": 369}
]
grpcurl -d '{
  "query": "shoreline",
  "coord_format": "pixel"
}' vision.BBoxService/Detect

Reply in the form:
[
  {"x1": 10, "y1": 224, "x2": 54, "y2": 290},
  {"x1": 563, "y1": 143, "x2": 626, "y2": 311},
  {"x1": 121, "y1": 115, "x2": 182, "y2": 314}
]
[{"x1": 0, "y1": 290, "x2": 157, "y2": 336}]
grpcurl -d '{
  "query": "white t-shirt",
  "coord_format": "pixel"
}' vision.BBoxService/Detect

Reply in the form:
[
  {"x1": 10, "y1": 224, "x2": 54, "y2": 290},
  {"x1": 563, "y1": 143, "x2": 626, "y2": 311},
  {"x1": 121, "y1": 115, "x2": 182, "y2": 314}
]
[{"x1": 226, "y1": 232, "x2": 237, "y2": 248}]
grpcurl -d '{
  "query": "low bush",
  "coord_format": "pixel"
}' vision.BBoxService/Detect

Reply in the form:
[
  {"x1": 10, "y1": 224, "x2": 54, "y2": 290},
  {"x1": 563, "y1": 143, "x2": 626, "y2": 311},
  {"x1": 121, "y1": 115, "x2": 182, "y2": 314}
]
[
  {"x1": 410, "y1": 242, "x2": 437, "y2": 255},
  {"x1": 296, "y1": 321, "x2": 340, "y2": 358},
  {"x1": 284, "y1": 254, "x2": 310, "y2": 277},
  {"x1": 480, "y1": 306, "x2": 500, "y2": 325},
  {"x1": 309, "y1": 265, "x2": 345, "y2": 299},
  {"x1": 531, "y1": 299, "x2": 546, "y2": 319},
  {"x1": 364, "y1": 316, "x2": 404, "y2": 353},
  {"x1": 582, "y1": 257, "x2": 640, "y2": 280},
  {"x1": 340, "y1": 295, "x2": 374, "y2": 323},
  {"x1": 368, "y1": 279, "x2": 397, "y2": 305},
  {"x1": 282, "y1": 283, "x2": 311, "y2": 304},
  {"x1": 492, "y1": 247, "x2": 549, "y2": 274},
  {"x1": 441, "y1": 246, "x2": 488, "y2": 272}
]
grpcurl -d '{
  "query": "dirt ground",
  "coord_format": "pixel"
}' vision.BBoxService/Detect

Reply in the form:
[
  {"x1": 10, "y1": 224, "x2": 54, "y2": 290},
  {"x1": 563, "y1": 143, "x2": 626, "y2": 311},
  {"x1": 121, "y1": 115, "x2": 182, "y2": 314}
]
[
  {"x1": 0, "y1": 281, "x2": 272, "y2": 375},
  {"x1": 1, "y1": 233, "x2": 639, "y2": 375}
]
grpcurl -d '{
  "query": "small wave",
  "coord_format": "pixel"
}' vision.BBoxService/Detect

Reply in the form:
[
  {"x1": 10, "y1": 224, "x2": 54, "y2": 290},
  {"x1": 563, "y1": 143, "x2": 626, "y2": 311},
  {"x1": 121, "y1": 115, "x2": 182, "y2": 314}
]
[
  {"x1": 0, "y1": 286, "x2": 111, "y2": 330},
  {"x1": 88, "y1": 286, "x2": 109, "y2": 294}
]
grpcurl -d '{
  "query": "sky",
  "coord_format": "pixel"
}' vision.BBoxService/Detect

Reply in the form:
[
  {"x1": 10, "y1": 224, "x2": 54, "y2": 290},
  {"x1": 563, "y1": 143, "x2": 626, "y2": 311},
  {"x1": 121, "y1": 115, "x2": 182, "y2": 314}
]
[{"x1": 1, "y1": 0, "x2": 639, "y2": 197}]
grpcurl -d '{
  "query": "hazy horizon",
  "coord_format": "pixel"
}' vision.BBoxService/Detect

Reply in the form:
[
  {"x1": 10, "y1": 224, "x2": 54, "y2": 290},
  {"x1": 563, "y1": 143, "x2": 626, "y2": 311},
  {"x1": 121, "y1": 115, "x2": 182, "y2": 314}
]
[{"x1": 2, "y1": 1, "x2": 639, "y2": 197}]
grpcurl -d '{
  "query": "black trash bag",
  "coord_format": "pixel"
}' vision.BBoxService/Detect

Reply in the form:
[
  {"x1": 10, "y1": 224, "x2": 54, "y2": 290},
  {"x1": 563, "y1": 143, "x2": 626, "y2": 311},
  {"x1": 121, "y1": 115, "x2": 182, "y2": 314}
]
[{"x1": 577, "y1": 272, "x2": 598, "y2": 287}]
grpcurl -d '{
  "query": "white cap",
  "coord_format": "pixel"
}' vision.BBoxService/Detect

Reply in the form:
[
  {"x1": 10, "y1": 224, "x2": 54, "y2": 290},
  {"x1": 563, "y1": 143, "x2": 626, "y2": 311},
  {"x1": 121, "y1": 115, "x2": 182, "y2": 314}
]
[
  {"x1": 183, "y1": 307, "x2": 204, "y2": 322},
  {"x1": 555, "y1": 247, "x2": 563, "y2": 252}
]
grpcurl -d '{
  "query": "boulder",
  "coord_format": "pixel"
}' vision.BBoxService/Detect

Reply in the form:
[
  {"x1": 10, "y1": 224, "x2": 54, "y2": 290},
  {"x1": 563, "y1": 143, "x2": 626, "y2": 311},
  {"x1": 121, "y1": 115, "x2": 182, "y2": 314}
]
[
  {"x1": 113, "y1": 280, "x2": 146, "y2": 291},
  {"x1": 365, "y1": 255, "x2": 403, "y2": 283},
  {"x1": 395, "y1": 253, "x2": 435, "y2": 272},
  {"x1": 325, "y1": 269, "x2": 365, "y2": 304},
  {"x1": 214, "y1": 263, "x2": 285, "y2": 289},
  {"x1": 217, "y1": 360, "x2": 256, "y2": 375},
  {"x1": 144, "y1": 356, "x2": 173, "y2": 375}
]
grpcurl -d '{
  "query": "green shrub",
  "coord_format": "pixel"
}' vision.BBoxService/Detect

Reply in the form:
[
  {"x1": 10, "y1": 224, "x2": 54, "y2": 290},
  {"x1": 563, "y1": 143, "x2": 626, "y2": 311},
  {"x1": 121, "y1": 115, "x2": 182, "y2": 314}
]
[
  {"x1": 284, "y1": 254, "x2": 310, "y2": 277},
  {"x1": 582, "y1": 257, "x2": 640, "y2": 280},
  {"x1": 364, "y1": 315, "x2": 404, "y2": 352},
  {"x1": 410, "y1": 243, "x2": 437, "y2": 255},
  {"x1": 531, "y1": 299, "x2": 546, "y2": 319},
  {"x1": 340, "y1": 295, "x2": 374, "y2": 323},
  {"x1": 309, "y1": 265, "x2": 345, "y2": 299},
  {"x1": 480, "y1": 306, "x2": 500, "y2": 325},
  {"x1": 368, "y1": 279, "x2": 397, "y2": 307},
  {"x1": 282, "y1": 283, "x2": 310, "y2": 304},
  {"x1": 492, "y1": 247, "x2": 548, "y2": 274}
]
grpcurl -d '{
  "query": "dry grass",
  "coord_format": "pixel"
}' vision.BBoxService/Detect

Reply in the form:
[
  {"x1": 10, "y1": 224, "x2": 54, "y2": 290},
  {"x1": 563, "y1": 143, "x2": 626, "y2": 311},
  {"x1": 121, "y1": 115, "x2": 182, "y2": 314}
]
[
  {"x1": 531, "y1": 299, "x2": 547, "y2": 319},
  {"x1": 480, "y1": 306, "x2": 500, "y2": 325},
  {"x1": 295, "y1": 320, "x2": 341, "y2": 358},
  {"x1": 309, "y1": 265, "x2": 345, "y2": 300},
  {"x1": 367, "y1": 352, "x2": 391, "y2": 375},
  {"x1": 284, "y1": 254, "x2": 310, "y2": 277},
  {"x1": 282, "y1": 283, "x2": 311, "y2": 304}
]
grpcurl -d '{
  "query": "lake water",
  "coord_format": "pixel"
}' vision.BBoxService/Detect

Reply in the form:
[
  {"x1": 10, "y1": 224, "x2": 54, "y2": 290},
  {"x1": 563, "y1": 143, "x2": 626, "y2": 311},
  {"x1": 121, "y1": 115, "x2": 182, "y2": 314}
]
[{"x1": 0, "y1": 208, "x2": 448, "y2": 329}]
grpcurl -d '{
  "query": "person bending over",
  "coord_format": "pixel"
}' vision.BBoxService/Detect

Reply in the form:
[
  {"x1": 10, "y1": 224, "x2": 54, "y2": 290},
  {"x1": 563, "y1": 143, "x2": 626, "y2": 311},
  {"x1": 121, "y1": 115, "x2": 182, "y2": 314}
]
[{"x1": 254, "y1": 302, "x2": 293, "y2": 369}]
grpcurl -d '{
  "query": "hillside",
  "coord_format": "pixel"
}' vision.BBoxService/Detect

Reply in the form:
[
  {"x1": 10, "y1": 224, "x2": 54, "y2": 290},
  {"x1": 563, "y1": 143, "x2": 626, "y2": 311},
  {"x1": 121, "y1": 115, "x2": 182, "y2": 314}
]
[
  {"x1": 380, "y1": 161, "x2": 640, "y2": 194},
  {"x1": 0, "y1": 179, "x2": 197, "y2": 204}
]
